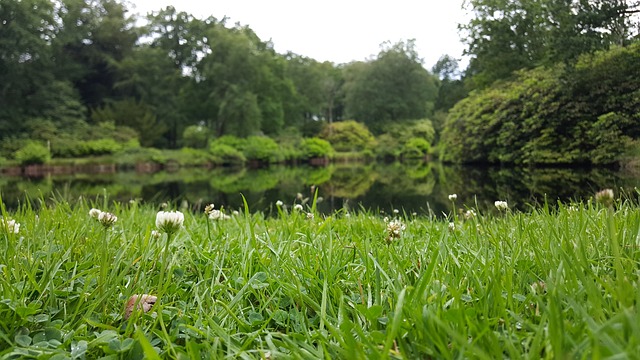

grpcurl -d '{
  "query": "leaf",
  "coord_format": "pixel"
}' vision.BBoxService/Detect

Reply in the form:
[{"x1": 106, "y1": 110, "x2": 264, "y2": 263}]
[
  {"x1": 16, "y1": 306, "x2": 38, "y2": 319},
  {"x1": 135, "y1": 329, "x2": 161, "y2": 360},
  {"x1": 248, "y1": 311, "x2": 264, "y2": 325},
  {"x1": 71, "y1": 340, "x2": 88, "y2": 359},
  {"x1": 15, "y1": 334, "x2": 32, "y2": 347},
  {"x1": 45, "y1": 327, "x2": 62, "y2": 342}
]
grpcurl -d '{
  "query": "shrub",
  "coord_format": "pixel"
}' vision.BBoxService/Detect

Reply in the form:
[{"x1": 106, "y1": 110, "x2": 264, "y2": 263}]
[
  {"x1": 401, "y1": 137, "x2": 431, "y2": 158},
  {"x1": 14, "y1": 142, "x2": 50, "y2": 165},
  {"x1": 210, "y1": 135, "x2": 247, "y2": 151},
  {"x1": 300, "y1": 138, "x2": 334, "y2": 160},
  {"x1": 243, "y1": 136, "x2": 280, "y2": 163},
  {"x1": 210, "y1": 144, "x2": 246, "y2": 165},
  {"x1": 178, "y1": 147, "x2": 216, "y2": 165},
  {"x1": 375, "y1": 134, "x2": 403, "y2": 159},
  {"x1": 82, "y1": 138, "x2": 123, "y2": 155},
  {"x1": 182, "y1": 125, "x2": 210, "y2": 149},
  {"x1": 319, "y1": 120, "x2": 376, "y2": 152}
]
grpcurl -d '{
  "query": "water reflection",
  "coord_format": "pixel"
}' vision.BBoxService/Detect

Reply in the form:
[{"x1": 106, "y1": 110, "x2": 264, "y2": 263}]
[{"x1": 1, "y1": 163, "x2": 638, "y2": 216}]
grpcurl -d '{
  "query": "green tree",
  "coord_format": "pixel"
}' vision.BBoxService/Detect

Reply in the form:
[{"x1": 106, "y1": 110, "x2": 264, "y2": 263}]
[
  {"x1": 343, "y1": 40, "x2": 438, "y2": 133},
  {"x1": 284, "y1": 53, "x2": 344, "y2": 130},
  {"x1": 91, "y1": 99, "x2": 167, "y2": 147},
  {"x1": 461, "y1": 0, "x2": 640, "y2": 89},
  {"x1": 0, "y1": 0, "x2": 57, "y2": 136},
  {"x1": 53, "y1": 0, "x2": 138, "y2": 108}
]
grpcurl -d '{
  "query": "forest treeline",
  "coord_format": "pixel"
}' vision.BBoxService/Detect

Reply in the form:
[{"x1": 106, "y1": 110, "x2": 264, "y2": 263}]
[{"x1": 1, "y1": 0, "x2": 639, "y2": 166}]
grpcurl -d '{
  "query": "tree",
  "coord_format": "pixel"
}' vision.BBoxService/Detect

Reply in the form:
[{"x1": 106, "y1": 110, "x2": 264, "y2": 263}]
[
  {"x1": 284, "y1": 53, "x2": 344, "y2": 129},
  {"x1": 461, "y1": 0, "x2": 640, "y2": 89},
  {"x1": 91, "y1": 99, "x2": 167, "y2": 147},
  {"x1": 53, "y1": 0, "x2": 138, "y2": 108},
  {"x1": 0, "y1": 0, "x2": 57, "y2": 136},
  {"x1": 342, "y1": 40, "x2": 439, "y2": 133},
  {"x1": 432, "y1": 55, "x2": 468, "y2": 112}
]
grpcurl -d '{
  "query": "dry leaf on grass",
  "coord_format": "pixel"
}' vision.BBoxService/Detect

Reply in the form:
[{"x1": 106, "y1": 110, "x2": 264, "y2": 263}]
[{"x1": 124, "y1": 294, "x2": 157, "y2": 319}]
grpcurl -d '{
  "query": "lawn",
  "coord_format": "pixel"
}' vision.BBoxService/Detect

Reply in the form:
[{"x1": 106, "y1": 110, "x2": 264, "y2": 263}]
[{"x1": 0, "y1": 193, "x2": 638, "y2": 359}]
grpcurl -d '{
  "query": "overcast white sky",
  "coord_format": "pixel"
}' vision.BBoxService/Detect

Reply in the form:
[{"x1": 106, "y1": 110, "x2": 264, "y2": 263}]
[{"x1": 130, "y1": 0, "x2": 469, "y2": 69}]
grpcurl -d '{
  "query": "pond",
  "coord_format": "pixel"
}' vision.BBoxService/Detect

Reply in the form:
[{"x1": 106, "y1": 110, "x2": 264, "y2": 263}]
[{"x1": 1, "y1": 162, "x2": 638, "y2": 216}]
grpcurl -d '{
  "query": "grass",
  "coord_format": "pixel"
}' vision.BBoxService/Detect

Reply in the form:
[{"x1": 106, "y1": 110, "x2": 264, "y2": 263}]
[{"x1": 0, "y1": 194, "x2": 639, "y2": 359}]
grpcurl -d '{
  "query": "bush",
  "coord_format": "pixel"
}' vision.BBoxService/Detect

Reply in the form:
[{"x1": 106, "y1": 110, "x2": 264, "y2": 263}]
[
  {"x1": 14, "y1": 142, "x2": 51, "y2": 165},
  {"x1": 375, "y1": 134, "x2": 403, "y2": 159},
  {"x1": 82, "y1": 138, "x2": 123, "y2": 155},
  {"x1": 182, "y1": 125, "x2": 209, "y2": 149},
  {"x1": 401, "y1": 137, "x2": 431, "y2": 159},
  {"x1": 178, "y1": 147, "x2": 216, "y2": 165},
  {"x1": 209, "y1": 144, "x2": 246, "y2": 165},
  {"x1": 319, "y1": 120, "x2": 376, "y2": 152},
  {"x1": 300, "y1": 138, "x2": 334, "y2": 160},
  {"x1": 210, "y1": 135, "x2": 247, "y2": 151},
  {"x1": 243, "y1": 136, "x2": 281, "y2": 163}
]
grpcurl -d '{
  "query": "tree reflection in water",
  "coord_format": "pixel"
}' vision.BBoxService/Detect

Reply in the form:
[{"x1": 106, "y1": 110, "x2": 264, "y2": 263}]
[{"x1": 0, "y1": 163, "x2": 636, "y2": 216}]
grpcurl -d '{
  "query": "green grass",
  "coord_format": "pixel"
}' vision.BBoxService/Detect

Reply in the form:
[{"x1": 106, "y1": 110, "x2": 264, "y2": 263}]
[{"x1": 0, "y1": 195, "x2": 639, "y2": 359}]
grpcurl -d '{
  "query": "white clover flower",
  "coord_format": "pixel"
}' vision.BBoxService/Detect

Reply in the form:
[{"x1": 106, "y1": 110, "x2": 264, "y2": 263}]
[
  {"x1": 464, "y1": 209, "x2": 476, "y2": 219},
  {"x1": 494, "y1": 201, "x2": 509, "y2": 211},
  {"x1": 448, "y1": 222, "x2": 456, "y2": 231},
  {"x1": 151, "y1": 230, "x2": 162, "y2": 239},
  {"x1": 204, "y1": 204, "x2": 215, "y2": 215},
  {"x1": 448, "y1": 194, "x2": 457, "y2": 201},
  {"x1": 296, "y1": 193, "x2": 304, "y2": 200},
  {"x1": 411, "y1": 212, "x2": 417, "y2": 217},
  {"x1": 1, "y1": 218, "x2": 20, "y2": 234},
  {"x1": 385, "y1": 219, "x2": 406, "y2": 243},
  {"x1": 156, "y1": 210, "x2": 184, "y2": 234},
  {"x1": 276, "y1": 200, "x2": 284, "y2": 207},
  {"x1": 306, "y1": 212, "x2": 315, "y2": 220},
  {"x1": 595, "y1": 189, "x2": 614, "y2": 207},
  {"x1": 393, "y1": 209, "x2": 399, "y2": 214},
  {"x1": 97, "y1": 212, "x2": 118, "y2": 228},
  {"x1": 208, "y1": 209, "x2": 230, "y2": 220},
  {"x1": 89, "y1": 208, "x2": 102, "y2": 219},
  {"x1": 294, "y1": 204, "x2": 303, "y2": 211},
  {"x1": 232, "y1": 210, "x2": 239, "y2": 216},
  {"x1": 383, "y1": 216, "x2": 389, "y2": 223}
]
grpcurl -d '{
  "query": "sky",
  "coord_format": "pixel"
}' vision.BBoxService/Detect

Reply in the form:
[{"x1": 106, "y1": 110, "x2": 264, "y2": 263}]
[{"x1": 130, "y1": 0, "x2": 469, "y2": 69}]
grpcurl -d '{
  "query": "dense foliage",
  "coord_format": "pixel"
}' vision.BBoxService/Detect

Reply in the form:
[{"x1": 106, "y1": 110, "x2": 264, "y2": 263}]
[
  {"x1": 441, "y1": 43, "x2": 640, "y2": 165},
  {"x1": 0, "y1": 0, "x2": 438, "y2": 162},
  {"x1": 2, "y1": 0, "x2": 639, "y2": 166}
]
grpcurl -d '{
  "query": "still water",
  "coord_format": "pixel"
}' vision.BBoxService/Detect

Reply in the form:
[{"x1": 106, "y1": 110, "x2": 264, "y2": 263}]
[{"x1": 1, "y1": 162, "x2": 639, "y2": 216}]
